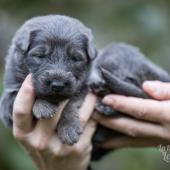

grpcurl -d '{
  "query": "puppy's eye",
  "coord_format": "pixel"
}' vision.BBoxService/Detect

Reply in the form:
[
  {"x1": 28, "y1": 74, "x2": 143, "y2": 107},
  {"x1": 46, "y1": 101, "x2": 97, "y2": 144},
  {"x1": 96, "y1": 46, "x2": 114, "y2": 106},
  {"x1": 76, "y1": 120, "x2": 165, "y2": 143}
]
[
  {"x1": 31, "y1": 53, "x2": 46, "y2": 58},
  {"x1": 71, "y1": 55, "x2": 83, "y2": 62},
  {"x1": 71, "y1": 52, "x2": 85, "y2": 63}
]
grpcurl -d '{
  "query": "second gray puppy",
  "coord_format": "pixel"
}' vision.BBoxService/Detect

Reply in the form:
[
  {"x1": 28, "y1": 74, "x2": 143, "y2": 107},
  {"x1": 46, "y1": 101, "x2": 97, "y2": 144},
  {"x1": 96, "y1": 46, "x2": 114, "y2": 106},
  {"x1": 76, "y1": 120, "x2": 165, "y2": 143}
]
[{"x1": 88, "y1": 43, "x2": 170, "y2": 160}]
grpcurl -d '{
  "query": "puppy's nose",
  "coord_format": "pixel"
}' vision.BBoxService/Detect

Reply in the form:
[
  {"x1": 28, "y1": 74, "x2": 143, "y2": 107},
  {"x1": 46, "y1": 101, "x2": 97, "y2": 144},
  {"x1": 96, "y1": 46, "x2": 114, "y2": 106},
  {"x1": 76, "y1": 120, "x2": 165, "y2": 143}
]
[
  {"x1": 50, "y1": 81, "x2": 65, "y2": 92},
  {"x1": 90, "y1": 81, "x2": 105, "y2": 90}
]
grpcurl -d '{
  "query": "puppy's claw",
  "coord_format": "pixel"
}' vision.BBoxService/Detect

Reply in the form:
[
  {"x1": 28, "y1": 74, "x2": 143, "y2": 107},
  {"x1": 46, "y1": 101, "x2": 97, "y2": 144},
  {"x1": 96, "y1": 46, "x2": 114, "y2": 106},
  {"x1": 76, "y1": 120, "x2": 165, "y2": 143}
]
[
  {"x1": 33, "y1": 99, "x2": 57, "y2": 119},
  {"x1": 96, "y1": 101, "x2": 121, "y2": 116}
]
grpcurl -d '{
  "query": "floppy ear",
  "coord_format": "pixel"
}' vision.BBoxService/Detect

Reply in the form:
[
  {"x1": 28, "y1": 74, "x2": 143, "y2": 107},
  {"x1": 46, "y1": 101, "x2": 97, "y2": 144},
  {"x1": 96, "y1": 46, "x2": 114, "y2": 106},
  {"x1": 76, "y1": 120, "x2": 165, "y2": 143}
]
[
  {"x1": 85, "y1": 29, "x2": 97, "y2": 60},
  {"x1": 14, "y1": 28, "x2": 39, "y2": 53},
  {"x1": 87, "y1": 39, "x2": 97, "y2": 60}
]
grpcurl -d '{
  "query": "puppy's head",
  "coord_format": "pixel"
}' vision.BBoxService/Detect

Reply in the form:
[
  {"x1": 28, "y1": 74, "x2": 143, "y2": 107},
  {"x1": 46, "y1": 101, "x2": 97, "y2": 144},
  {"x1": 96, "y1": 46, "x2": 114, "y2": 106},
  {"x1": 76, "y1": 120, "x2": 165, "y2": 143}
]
[
  {"x1": 88, "y1": 43, "x2": 140, "y2": 96},
  {"x1": 13, "y1": 15, "x2": 97, "y2": 102},
  {"x1": 88, "y1": 46, "x2": 118, "y2": 95}
]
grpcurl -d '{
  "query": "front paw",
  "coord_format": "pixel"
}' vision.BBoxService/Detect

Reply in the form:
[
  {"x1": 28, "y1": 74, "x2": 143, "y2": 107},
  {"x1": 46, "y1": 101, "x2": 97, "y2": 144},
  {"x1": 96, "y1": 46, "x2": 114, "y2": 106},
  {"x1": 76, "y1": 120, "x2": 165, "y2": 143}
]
[
  {"x1": 33, "y1": 99, "x2": 57, "y2": 119},
  {"x1": 96, "y1": 101, "x2": 120, "y2": 116},
  {"x1": 57, "y1": 120, "x2": 83, "y2": 145}
]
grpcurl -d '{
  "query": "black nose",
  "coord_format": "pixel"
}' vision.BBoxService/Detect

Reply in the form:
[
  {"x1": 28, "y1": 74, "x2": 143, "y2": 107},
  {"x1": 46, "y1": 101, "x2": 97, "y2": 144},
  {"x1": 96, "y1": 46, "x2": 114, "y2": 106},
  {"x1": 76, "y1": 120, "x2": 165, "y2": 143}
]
[
  {"x1": 50, "y1": 81, "x2": 65, "y2": 91},
  {"x1": 90, "y1": 81, "x2": 105, "y2": 90},
  {"x1": 90, "y1": 82, "x2": 100, "y2": 90}
]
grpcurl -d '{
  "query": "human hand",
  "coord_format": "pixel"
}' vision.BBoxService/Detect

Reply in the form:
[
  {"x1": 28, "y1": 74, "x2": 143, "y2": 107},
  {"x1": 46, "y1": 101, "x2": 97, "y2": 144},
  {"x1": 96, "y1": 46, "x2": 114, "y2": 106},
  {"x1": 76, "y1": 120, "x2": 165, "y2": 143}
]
[
  {"x1": 93, "y1": 81, "x2": 170, "y2": 149},
  {"x1": 12, "y1": 74, "x2": 97, "y2": 170}
]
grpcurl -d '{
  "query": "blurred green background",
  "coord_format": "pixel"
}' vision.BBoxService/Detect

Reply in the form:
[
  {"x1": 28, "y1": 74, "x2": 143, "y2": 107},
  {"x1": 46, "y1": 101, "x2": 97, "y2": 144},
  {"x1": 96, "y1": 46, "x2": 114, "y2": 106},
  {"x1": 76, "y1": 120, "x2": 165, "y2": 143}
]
[{"x1": 0, "y1": 0, "x2": 170, "y2": 170}]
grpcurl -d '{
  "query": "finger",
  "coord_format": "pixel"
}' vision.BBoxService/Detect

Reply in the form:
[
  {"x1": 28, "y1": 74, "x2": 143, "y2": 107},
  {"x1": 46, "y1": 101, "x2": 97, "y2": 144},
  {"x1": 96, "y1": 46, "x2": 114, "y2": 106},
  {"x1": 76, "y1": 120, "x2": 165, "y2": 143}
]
[
  {"x1": 78, "y1": 93, "x2": 97, "y2": 126},
  {"x1": 13, "y1": 74, "x2": 35, "y2": 137},
  {"x1": 143, "y1": 81, "x2": 170, "y2": 100},
  {"x1": 78, "y1": 120, "x2": 97, "y2": 146},
  {"x1": 48, "y1": 135, "x2": 66, "y2": 156},
  {"x1": 93, "y1": 114, "x2": 165, "y2": 139},
  {"x1": 22, "y1": 143, "x2": 44, "y2": 170},
  {"x1": 48, "y1": 120, "x2": 97, "y2": 156},
  {"x1": 101, "y1": 136, "x2": 162, "y2": 149},
  {"x1": 72, "y1": 120, "x2": 96, "y2": 155},
  {"x1": 102, "y1": 94, "x2": 168, "y2": 123},
  {"x1": 28, "y1": 100, "x2": 68, "y2": 151}
]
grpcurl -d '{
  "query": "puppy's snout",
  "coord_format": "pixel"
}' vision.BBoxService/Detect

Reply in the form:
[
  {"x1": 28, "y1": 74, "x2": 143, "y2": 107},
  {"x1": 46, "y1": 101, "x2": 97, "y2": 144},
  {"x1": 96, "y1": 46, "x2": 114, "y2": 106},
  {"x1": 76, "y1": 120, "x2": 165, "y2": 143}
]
[
  {"x1": 90, "y1": 80, "x2": 105, "y2": 91},
  {"x1": 50, "y1": 80, "x2": 65, "y2": 92}
]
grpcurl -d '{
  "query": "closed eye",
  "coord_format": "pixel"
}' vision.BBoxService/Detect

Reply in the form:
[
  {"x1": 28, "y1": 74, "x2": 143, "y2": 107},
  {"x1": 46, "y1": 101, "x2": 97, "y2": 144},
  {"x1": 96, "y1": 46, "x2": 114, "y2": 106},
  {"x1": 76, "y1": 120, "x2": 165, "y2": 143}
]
[
  {"x1": 68, "y1": 47, "x2": 87, "y2": 63},
  {"x1": 71, "y1": 53, "x2": 85, "y2": 62},
  {"x1": 30, "y1": 53, "x2": 46, "y2": 59},
  {"x1": 126, "y1": 76, "x2": 141, "y2": 87}
]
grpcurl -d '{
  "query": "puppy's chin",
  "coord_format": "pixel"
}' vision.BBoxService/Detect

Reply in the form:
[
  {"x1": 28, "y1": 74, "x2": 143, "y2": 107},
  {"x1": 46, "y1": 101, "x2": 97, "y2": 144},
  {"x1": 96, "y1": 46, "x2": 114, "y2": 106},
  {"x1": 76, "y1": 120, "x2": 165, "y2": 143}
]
[
  {"x1": 36, "y1": 93, "x2": 70, "y2": 103},
  {"x1": 35, "y1": 89, "x2": 76, "y2": 103}
]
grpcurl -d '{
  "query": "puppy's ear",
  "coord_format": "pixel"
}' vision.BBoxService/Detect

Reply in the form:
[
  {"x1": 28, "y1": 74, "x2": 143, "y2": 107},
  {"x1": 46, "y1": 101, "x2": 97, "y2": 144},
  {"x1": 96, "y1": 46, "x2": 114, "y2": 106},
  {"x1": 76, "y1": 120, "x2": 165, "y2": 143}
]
[
  {"x1": 87, "y1": 39, "x2": 97, "y2": 60},
  {"x1": 85, "y1": 29, "x2": 97, "y2": 60},
  {"x1": 14, "y1": 28, "x2": 40, "y2": 53}
]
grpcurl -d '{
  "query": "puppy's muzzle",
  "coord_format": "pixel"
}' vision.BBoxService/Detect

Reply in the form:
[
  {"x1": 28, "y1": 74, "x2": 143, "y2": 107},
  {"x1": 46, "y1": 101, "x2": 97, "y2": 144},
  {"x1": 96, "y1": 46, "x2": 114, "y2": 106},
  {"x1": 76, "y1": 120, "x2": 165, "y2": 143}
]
[
  {"x1": 39, "y1": 70, "x2": 75, "y2": 93},
  {"x1": 50, "y1": 80, "x2": 70, "y2": 92}
]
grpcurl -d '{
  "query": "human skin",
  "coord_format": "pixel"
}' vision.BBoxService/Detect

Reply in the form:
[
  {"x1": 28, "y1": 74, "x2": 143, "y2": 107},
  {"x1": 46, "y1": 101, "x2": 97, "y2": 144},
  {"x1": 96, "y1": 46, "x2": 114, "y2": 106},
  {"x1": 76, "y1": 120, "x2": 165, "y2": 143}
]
[
  {"x1": 93, "y1": 81, "x2": 170, "y2": 148},
  {"x1": 12, "y1": 74, "x2": 97, "y2": 170},
  {"x1": 12, "y1": 74, "x2": 170, "y2": 169}
]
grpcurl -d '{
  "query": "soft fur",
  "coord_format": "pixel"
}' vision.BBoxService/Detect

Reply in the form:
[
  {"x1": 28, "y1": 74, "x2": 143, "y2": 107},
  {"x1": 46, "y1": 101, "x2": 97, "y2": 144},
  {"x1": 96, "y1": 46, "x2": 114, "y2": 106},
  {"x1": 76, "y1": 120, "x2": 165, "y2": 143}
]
[
  {"x1": 0, "y1": 15, "x2": 97, "y2": 145},
  {"x1": 89, "y1": 42, "x2": 170, "y2": 160}
]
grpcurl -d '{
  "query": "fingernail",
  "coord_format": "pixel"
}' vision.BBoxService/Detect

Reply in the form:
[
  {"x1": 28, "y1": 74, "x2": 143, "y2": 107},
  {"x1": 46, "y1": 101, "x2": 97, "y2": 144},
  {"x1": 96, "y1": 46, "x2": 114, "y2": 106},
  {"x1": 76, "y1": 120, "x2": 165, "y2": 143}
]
[
  {"x1": 143, "y1": 81, "x2": 161, "y2": 95},
  {"x1": 102, "y1": 96, "x2": 114, "y2": 105},
  {"x1": 27, "y1": 74, "x2": 33, "y2": 85},
  {"x1": 25, "y1": 74, "x2": 34, "y2": 91}
]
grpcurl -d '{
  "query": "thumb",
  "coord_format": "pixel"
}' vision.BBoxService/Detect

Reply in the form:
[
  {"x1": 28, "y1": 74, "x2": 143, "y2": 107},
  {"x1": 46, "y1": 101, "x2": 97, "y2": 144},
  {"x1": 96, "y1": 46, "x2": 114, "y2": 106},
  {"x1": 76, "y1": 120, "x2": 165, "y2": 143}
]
[{"x1": 143, "y1": 81, "x2": 170, "y2": 100}]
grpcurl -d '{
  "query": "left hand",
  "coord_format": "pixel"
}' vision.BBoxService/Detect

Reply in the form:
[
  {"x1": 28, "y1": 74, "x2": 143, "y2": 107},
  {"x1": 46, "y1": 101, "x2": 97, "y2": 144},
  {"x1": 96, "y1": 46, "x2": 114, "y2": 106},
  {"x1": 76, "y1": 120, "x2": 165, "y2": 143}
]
[
  {"x1": 93, "y1": 81, "x2": 170, "y2": 149},
  {"x1": 13, "y1": 75, "x2": 97, "y2": 170}
]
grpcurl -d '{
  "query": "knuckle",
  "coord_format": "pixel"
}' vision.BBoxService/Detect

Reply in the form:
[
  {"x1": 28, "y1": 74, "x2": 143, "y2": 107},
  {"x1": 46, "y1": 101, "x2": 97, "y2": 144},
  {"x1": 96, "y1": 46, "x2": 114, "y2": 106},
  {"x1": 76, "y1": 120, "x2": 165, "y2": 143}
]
[
  {"x1": 165, "y1": 133, "x2": 170, "y2": 141},
  {"x1": 161, "y1": 127, "x2": 170, "y2": 141},
  {"x1": 164, "y1": 113, "x2": 170, "y2": 123},
  {"x1": 164, "y1": 132, "x2": 170, "y2": 141},
  {"x1": 162, "y1": 104, "x2": 170, "y2": 122},
  {"x1": 74, "y1": 144, "x2": 86, "y2": 154},
  {"x1": 79, "y1": 115, "x2": 87, "y2": 125},
  {"x1": 23, "y1": 84, "x2": 34, "y2": 95},
  {"x1": 13, "y1": 106, "x2": 25, "y2": 116},
  {"x1": 113, "y1": 100, "x2": 125, "y2": 110},
  {"x1": 73, "y1": 143, "x2": 92, "y2": 155},
  {"x1": 163, "y1": 88, "x2": 170, "y2": 99},
  {"x1": 32, "y1": 141, "x2": 47, "y2": 152},
  {"x1": 126, "y1": 125, "x2": 139, "y2": 137},
  {"x1": 13, "y1": 128, "x2": 24, "y2": 141},
  {"x1": 74, "y1": 145, "x2": 83, "y2": 154},
  {"x1": 134, "y1": 107, "x2": 147, "y2": 119}
]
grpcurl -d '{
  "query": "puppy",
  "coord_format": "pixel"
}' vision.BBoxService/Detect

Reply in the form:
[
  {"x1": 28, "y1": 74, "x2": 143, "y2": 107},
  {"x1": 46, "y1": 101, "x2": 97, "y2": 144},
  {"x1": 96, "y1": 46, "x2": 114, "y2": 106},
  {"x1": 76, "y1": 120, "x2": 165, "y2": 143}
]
[
  {"x1": 88, "y1": 42, "x2": 170, "y2": 160},
  {"x1": 0, "y1": 15, "x2": 97, "y2": 145}
]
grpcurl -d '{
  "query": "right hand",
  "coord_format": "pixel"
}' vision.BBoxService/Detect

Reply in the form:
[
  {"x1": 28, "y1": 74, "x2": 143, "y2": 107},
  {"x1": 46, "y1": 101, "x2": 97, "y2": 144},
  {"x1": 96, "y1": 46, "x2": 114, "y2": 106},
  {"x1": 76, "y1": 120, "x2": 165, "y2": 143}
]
[
  {"x1": 12, "y1": 74, "x2": 97, "y2": 170},
  {"x1": 93, "y1": 81, "x2": 170, "y2": 149}
]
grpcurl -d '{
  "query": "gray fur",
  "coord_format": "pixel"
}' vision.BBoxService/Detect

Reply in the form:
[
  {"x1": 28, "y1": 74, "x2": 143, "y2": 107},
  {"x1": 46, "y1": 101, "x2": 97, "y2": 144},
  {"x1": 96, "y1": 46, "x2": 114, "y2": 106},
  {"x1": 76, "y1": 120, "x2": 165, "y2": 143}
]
[
  {"x1": 0, "y1": 15, "x2": 97, "y2": 145},
  {"x1": 89, "y1": 42, "x2": 170, "y2": 115},
  {"x1": 88, "y1": 42, "x2": 170, "y2": 160}
]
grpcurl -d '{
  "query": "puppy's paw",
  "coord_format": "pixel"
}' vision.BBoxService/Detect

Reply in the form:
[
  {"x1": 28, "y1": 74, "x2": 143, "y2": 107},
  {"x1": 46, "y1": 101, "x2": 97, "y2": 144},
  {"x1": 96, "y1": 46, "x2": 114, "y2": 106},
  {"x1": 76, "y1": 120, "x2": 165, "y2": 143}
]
[
  {"x1": 33, "y1": 99, "x2": 57, "y2": 119},
  {"x1": 57, "y1": 120, "x2": 83, "y2": 145},
  {"x1": 96, "y1": 101, "x2": 120, "y2": 116}
]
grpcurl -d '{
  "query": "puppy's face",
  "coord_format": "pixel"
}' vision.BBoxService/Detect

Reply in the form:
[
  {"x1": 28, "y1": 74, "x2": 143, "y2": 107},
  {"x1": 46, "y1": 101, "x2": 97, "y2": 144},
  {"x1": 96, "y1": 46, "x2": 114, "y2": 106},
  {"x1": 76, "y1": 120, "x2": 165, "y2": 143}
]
[
  {"x1": 88, "y1": 51, "x2": 116, "y2": 95},
  {"x1": 15, "y1": 16, "x2": 97, "y2": 102}
]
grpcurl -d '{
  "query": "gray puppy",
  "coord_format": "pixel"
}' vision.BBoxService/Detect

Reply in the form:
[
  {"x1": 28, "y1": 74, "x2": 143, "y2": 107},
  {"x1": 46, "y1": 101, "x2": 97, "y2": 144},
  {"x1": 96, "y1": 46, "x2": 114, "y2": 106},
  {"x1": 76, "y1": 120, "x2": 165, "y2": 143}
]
[
  {"x1": 0, "y1": 15, "x2": 97, "y2": 145},
  {"x1": 88, "y1": 42, "x2": 170, "y2": 160}
]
